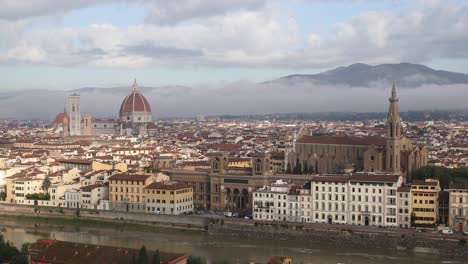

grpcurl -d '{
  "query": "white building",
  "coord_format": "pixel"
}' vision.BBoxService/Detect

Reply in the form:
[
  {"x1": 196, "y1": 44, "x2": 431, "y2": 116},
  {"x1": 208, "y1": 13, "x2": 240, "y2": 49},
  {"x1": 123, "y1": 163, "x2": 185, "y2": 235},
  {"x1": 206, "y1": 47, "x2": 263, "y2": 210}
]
[
  {"x1": 348, "y1": 173, "x2": 402, "y2": 227},
  {"x1": 397, "y1": 186, "x2": 412, "y2": 228},
  {"x1": 311, "y1": 175, "x2": 349, "y2": 225}
]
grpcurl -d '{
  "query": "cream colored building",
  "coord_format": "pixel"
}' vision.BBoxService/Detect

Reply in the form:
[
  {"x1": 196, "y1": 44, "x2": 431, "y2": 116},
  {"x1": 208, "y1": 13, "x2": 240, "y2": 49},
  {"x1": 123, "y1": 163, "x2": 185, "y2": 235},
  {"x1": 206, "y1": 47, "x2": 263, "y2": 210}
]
[
  {"x1": 145, "y1": 181, "x2": 193, "y2": 215},
  {"x1": 411, "y1": 179, "x2": 440, "y2": 226},
  {"x1": 447, "y1": 183, "x2": 468, "y2": 232},
  {"x1": 108, "y1": 173, "x2": 155, "y2": 212},
  {"x1": 397, "y1": 186, "x2": 412, "y2": 228}
]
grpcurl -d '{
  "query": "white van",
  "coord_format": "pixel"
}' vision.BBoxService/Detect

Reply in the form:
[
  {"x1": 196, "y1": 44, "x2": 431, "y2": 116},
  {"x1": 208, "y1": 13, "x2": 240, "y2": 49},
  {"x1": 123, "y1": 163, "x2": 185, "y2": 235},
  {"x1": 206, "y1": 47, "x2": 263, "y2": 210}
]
[{"x1": 441, "y1": 229, "x2": 453, "y2": 234}]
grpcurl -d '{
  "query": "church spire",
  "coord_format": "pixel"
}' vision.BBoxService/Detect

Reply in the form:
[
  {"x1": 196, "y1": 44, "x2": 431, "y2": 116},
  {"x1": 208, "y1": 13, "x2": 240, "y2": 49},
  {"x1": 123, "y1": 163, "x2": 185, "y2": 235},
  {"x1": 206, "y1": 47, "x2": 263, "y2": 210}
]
[
  {"x1": 132, "y1": 78, "x2": 138, "y2": 91},
  {"x1": 385, "y1": 82, "x2": 401, "y2": 174}
]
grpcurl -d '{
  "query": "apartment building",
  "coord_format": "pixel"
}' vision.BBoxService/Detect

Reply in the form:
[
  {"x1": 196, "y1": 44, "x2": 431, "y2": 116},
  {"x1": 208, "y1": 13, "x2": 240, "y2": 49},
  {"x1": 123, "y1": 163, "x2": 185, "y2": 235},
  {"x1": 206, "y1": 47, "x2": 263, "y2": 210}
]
[
  {"x1": 411, "y1": 179, "x2": 440, "y2": 226},
  {"x1": 397, "y1": 186, "x2": 412, "y2": 228},
  {"x1": 311, "y1": 175, "x2": 349, "y2": 225},
  {"x1": 108, "y1": 173, "x2": 155, "y2": 213},
  {"x1": 447, "y1": 183, "x2": 468, "y2": 232},
  {"x1": 253, "y1": 172, "x2": 405, "y2": 228},
  {"x1": 145, "y1": 181, "x2": 193, "y2": 215}
]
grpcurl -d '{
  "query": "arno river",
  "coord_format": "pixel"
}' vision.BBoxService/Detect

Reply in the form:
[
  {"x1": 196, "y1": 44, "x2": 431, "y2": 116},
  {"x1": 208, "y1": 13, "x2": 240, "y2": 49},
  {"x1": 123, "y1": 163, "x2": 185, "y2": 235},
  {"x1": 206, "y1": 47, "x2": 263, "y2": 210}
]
[{"x1": 0, "y1": 217, "x2": 465, "y2": 264}]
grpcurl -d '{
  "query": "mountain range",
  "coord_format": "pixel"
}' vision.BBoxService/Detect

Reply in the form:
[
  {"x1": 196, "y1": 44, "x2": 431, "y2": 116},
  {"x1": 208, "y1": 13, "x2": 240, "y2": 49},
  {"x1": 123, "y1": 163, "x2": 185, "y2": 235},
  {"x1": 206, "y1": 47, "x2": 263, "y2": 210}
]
[
  {"x1": 1, "y1": 63, "x2": 468, "y2": 120},
  {"x1": 271, "y1": 62, "x2": 468, "y2": 87}
]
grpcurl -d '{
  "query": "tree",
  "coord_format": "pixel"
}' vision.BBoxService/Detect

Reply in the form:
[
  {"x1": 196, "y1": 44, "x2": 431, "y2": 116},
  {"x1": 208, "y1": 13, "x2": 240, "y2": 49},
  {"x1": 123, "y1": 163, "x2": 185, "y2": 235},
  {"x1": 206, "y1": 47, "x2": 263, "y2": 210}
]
[
  {"x1": 137, "y1": 245, "x2": 148, "y2": 264},
  {"x1": 42, "y1": 176, "x2": 51, "y2": 194},
  {"x1": 0, "y1": 235, "x2": 20, "y2": 263},
  {"x1": 286, "y1": 163, "x2": 292, "y2": 174},
  {"x1": 152, "y1": 250, "x2": 160, "y2": 264},
  {"x1": 0, "y1": 191, "x2": 6, "y2": 201},
  {"x1": 303, "y1": 161, "x2": 308, "y2": 175},
  {"x1": 187, "y1": 256, "x2": 206, "y2": 264}
]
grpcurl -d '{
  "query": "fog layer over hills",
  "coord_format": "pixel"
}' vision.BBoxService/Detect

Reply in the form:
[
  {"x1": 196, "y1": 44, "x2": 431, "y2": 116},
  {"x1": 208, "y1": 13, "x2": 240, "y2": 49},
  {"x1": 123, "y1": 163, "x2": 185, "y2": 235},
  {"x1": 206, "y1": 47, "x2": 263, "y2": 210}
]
[{"x1": 1, "y1": 63, "x2": 468, "y2": 120}]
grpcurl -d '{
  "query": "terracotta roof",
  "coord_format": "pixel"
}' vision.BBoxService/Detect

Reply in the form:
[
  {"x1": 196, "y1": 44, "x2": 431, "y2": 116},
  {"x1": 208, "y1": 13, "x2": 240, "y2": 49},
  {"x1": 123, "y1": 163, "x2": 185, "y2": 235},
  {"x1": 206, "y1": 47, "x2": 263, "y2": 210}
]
[
  {"x1": 28, "y1": 239, "x2": 186, "y2": 264},
  {"x1": 412, "y1": 180, "x2": 438, "y2": 186},
  {"x1": 54, "y1": 112, "x2": 67, "y2": 124},
  {"x1": 145, "y1": 181, "x2": 192, "y2": 190},
  {"x1": 108, "y1": 173, "x2": 151, "y2": 181},
  {"x1": 297, "y1": 135, "x2": 386, "y2": 146},
  {"x1": 350, "y1": 172, "x2": 399, "y2": 183},
  {"x1": 311, "y1": 175, "x2": 349, "y2": 183},
  {"x1": 119, "y1": 89, "x2": 151, "y2": 114}
]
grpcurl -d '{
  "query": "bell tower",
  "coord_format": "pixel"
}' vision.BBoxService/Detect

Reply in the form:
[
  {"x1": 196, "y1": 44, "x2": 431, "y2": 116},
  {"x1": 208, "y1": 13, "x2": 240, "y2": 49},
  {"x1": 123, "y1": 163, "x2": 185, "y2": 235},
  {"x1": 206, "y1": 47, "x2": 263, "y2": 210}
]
[{"x1": 385, "y1": 82, "x2": 401, "y2": 174}]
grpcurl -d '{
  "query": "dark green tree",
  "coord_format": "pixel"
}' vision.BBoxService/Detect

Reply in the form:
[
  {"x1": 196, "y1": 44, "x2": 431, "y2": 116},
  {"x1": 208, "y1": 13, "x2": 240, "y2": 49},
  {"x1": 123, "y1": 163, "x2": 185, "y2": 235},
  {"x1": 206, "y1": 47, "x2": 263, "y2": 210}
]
[
  {"x1": 303, "y1": 160, "x2": 308, "y2": 174},
  {"x1": 42, "y1": 176, "x2": 51, "y2": 194},
  {"x1": 286, "y1": 163, "x2": 292, "y2": 174},
  {"x1": 152, "y1": 249, "x2": 160, "y2": 264},
  {"x1": 187, "y1": 256, "x2": 207, "y2": 264},
  {"x1": 0, "y1": 234, "x2": 20, "y2": 263},
  {"x1": 137, "y1": 245, "x2": 148, "y2": 264}
]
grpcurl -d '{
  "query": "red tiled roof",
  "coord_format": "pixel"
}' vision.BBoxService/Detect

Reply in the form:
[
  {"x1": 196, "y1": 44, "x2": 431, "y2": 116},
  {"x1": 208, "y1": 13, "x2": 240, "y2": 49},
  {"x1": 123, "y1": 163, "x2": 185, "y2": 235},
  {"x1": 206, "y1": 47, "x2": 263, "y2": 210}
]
[
  {"x1": 311, "y1": 175, "x2": 349, "y2": 183},
  {"x1": 119, "y1": 90, "x2": 151, "y2": 114},
  {"x1": 145, "y1": 181, "x2": 192, "y2": 190},
  {"x1": 350, "y1": 172, "x2": 399, "y2": 183},
  {"x1": 54, "y1": 112, "x2": 67, "y2": 124},
  {"x1": 108, "y1": 173, "x2": 151, "y2": 181},
  {"x1": 297, "y1": 135, "x2": 386, "y2": 146},
  {"x1": 28, "y1": 239, "x2": 186, "y2": 264}
]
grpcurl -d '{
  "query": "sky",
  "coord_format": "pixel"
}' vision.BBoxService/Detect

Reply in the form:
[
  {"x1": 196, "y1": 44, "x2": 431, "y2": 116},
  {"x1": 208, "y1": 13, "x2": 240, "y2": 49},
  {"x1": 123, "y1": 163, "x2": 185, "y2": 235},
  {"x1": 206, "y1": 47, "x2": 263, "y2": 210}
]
[{"x1": 1, "y1": 0, "x2": 468, "y2": 91}]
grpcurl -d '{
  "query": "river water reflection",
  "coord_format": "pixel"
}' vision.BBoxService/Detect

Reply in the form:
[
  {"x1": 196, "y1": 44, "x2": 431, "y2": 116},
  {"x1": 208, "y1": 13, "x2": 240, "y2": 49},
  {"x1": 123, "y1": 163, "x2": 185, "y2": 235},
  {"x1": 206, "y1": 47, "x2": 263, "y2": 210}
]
[{"x1": 0, "y1": 217, "x2": 465, "y2": 264}]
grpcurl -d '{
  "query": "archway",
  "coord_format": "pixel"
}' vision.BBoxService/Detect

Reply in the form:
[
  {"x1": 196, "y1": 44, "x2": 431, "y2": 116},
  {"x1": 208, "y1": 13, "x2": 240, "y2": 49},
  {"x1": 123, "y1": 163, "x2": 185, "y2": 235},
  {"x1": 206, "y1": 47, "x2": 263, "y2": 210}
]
[
  {"x1": 327, "y1": 215, "x2": 332, "y2": 224},
  {"x1": 365, "y1": 216, "x2": 370, "y2": 226}
]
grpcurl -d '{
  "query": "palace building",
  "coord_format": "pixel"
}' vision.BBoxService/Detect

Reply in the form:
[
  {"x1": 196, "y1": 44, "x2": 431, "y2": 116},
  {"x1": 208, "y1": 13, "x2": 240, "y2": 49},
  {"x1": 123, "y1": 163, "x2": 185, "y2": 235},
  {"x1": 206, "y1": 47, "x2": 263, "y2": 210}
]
[
  {"x1": 287, "y1": 84, "x2": 428, "y2": 180},
  {"x1": 56, "y1": 80, "x2": 157, "y2": 137}
]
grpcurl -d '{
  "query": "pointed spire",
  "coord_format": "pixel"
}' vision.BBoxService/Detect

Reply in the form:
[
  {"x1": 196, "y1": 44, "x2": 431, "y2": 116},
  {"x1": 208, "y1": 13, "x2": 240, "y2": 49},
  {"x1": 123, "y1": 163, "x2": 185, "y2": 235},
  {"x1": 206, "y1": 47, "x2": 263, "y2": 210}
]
[
  {"x1": 390, "y1": 81, "x2": 398, "y2": 102},
  {"x1": 132, "y1": 78, "x2": 138, "y2": 91}
]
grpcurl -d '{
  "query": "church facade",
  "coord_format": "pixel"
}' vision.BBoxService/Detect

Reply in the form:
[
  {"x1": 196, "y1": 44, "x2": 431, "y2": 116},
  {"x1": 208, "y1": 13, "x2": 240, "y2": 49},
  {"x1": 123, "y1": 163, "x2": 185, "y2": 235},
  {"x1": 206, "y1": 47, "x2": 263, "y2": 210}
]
[
  {"x1": 58, "y1": 80, "x2": 157, "y2": 137},
  {"x1": 287, "y1": 84, "x2": 428, "y2": 179}
]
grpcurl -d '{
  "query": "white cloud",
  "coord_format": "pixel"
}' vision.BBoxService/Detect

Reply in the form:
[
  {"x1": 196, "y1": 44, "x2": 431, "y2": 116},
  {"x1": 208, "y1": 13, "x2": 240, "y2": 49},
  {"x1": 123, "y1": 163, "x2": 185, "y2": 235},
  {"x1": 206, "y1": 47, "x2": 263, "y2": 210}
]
[{"x1": 0, "y1": 0, "x2": 467, "y2": 69}]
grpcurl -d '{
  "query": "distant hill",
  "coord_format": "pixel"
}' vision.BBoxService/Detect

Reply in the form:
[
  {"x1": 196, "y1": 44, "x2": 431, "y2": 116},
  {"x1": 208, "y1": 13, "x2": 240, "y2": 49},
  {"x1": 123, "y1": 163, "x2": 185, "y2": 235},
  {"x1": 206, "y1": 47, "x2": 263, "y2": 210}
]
[{"x1": 270, "y1": 63, "x2": 468, "y2": 87}]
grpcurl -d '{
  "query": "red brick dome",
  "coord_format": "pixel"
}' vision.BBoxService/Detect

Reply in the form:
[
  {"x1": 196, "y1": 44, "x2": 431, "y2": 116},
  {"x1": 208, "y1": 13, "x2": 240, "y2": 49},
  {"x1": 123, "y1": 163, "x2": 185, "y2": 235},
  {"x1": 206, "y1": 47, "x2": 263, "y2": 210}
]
[
  {"x1": 54, "y1": 112, "x2": 67, "y2": 124},
  {"x1": 119, "y1": 81, "x2": 152, "y2": 115}
]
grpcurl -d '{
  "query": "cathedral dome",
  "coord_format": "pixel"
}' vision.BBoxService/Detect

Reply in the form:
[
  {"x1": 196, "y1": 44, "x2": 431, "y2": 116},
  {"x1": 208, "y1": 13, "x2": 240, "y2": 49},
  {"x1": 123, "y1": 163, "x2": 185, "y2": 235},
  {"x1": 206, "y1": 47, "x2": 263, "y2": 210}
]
[{"x1": 119, "y1": 80, "x2": 152, "y2": 115}]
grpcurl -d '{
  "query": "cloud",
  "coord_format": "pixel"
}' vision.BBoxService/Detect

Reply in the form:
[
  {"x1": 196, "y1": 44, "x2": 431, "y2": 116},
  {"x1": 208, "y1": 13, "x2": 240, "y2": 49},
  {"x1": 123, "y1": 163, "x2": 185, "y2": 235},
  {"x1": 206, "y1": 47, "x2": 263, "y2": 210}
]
[
  {"x1": 143, "y1": 0, "x2": 267, "y2": 24},
  {"x1": 0, "y1": 0, "x2": 113, "y2": 20},
  {"x1": 0, "y1": 0, "x2": 467, "y2": 70}
]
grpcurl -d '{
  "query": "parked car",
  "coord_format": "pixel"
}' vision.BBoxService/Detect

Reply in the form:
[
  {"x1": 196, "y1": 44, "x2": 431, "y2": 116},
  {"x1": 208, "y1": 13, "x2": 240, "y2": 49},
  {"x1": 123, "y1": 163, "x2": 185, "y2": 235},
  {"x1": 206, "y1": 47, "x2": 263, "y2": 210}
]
[{"x1": 441, "y1": 229, "x2": 453, "y2": 234}]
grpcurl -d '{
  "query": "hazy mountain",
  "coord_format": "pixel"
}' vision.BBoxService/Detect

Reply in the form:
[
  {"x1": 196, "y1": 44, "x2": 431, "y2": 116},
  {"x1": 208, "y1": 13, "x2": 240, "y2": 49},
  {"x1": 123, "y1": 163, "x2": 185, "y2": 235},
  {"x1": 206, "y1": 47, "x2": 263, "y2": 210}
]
[
  {"x1": 1, "y1": 63, "x2": 468, "y2": 120},
  {"x1": 272, "y1": 63, "x2": 468, "y2": 87}
]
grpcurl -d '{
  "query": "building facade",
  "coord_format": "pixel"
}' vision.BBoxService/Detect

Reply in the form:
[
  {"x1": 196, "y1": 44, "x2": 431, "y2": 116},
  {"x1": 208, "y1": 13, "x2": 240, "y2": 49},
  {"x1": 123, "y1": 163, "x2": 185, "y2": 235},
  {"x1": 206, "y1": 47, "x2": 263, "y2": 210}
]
[
  {"x1": 411, "y1": 179, "x2": 440, "y2": 226},
  {"x1": 448, "y1": 184, "x2": 468, "y2": 232},
  {"x1": 145, "y1": 181, "x2": 193, "y2": 215},
  {"x1": 108, "y1": 173, "x2": 155, "y2": 213}
]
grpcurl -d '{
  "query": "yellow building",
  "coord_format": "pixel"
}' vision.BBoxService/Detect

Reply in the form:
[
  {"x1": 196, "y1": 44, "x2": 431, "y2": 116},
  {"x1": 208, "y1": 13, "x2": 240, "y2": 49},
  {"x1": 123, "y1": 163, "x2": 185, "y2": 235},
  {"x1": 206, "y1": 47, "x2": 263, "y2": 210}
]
[
  {"x1": 92, "y1": 161, "x2": 128, "y2": 172},
  {"x1": 145, "y1": 181, "x2": 193, "y2": 215},
  {"x1": 228, "y1": 158, "x2": 251, "y2": 168},
  {"x1": 411, "y1": 179, "x2": 440, "y2": 226},
  {"x1": 108, "y1": 173, "x2": 155, "y2": 212}
]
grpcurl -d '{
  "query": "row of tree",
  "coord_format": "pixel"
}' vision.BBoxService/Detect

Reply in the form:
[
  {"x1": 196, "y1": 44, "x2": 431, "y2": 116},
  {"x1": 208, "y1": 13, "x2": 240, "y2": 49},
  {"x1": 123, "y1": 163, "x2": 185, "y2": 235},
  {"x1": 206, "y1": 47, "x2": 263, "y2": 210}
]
[
  {"x1": 286, "y1": 160, "x2": 318, "y2": 175},
  {"x1": 412, "y1": 166, "x2": 468, "y2": 189},
  {"x1": 0, "y1": 235, "x2": 28, "y2": 264}
]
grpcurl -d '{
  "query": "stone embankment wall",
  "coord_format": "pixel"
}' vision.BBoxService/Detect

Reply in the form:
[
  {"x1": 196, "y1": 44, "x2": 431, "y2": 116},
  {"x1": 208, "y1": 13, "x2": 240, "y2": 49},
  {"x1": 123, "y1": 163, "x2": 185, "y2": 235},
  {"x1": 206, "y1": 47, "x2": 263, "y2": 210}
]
[
  {"x1": 0, "y1": 203, "x2": 208, "y2": 231},
  {"x1": 208, "y1": 218, "x2": 468, "y2": 257}
]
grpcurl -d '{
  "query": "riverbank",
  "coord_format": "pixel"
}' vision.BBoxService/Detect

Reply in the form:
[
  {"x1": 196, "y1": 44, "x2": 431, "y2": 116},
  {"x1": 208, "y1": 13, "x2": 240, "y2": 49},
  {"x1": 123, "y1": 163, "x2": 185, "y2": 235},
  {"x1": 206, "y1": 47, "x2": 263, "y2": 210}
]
[
  {"x1": 0, "y1": 214, "x2": 202, "y2": 235},
  {"x1": 1, "y1": 203, "x2": 467, "y2": 258},
  {"x1": 2, "y1": 216, "x2": 466, "y2": 264},
  {"x1": 209, "y1": 218, "x2": 468, "y2": 257}
]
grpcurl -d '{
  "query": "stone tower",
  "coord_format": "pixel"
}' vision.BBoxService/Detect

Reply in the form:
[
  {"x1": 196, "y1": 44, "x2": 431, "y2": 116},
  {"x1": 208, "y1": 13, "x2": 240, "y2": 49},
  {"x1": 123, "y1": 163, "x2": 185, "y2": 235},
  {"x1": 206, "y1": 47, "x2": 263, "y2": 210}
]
[
  {"x1": 83, "y1": 114, "x2": 93, "y2": 136},
  {"x1": 69, "y1": 93, "x2": 81, "y2": 136},
  {"x1": 385, "y1": 83, "x2": 401, "y2": 174}
]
